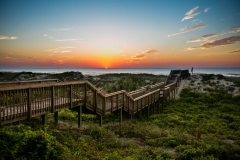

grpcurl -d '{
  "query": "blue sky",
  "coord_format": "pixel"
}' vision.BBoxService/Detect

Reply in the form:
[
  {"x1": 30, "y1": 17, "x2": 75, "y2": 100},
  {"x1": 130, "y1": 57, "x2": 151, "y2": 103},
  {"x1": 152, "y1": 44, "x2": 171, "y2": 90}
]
[{"x1": 0, "y1": 0, "x2": 240, "y2": 68}]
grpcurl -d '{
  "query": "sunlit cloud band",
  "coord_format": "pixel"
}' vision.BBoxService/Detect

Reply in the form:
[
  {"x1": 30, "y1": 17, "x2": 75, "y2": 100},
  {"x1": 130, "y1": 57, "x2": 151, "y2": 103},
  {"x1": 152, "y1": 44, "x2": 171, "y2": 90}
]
[
  {"x1": 0, "y1": 36, "x2": 18, "y2": 40},
  {"x1": 168, "y1": 24, "x2": 207, "y2": 37}
]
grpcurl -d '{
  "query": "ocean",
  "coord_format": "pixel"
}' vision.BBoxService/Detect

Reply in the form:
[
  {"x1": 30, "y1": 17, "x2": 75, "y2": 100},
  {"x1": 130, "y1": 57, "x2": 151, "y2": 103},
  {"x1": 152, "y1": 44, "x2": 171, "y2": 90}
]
[{"x1": 0, "y1": 68, "x2": 240, "y2": 77}]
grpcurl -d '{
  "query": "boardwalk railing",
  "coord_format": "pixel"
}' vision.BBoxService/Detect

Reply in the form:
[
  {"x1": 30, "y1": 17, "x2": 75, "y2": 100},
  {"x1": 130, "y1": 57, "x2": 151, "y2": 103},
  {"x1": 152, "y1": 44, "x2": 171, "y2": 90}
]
[{"x1": 0, "y1": 69, "x2": 190, "y2": 126}]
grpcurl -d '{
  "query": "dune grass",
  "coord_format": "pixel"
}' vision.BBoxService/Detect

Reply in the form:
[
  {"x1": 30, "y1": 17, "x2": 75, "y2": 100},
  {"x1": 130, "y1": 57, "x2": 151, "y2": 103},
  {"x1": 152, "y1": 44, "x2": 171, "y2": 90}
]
[{"x1": 1, "y1": 75, "x2": 240, "y2": 159}]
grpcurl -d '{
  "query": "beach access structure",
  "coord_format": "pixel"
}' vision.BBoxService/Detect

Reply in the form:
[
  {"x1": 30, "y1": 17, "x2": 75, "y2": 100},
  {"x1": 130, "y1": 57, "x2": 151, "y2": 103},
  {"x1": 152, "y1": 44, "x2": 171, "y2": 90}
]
[{"x1": 0, "y1": 70, "x2": 190, "y2": 127}]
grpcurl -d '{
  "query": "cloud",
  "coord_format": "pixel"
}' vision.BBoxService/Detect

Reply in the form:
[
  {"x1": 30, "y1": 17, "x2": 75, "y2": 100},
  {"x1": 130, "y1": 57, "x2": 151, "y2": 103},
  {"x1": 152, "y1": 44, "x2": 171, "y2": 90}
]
[
  {"x1": 182, "y1": 6, "x2": 200, "y2": 21},
  {"x1": 36, "y1": 59, "x2": 48, "y2": 63},
  {"x1": 186, "y1": 25, "x2": 240, "y2": 43},
  {"x1": 142, "y1": 50, "x2": 157, "y2": 54},
  {"x1": 187, "y1": 36, "x2": 240, "y2": 50},
  {"x1": 187, "y1": 33, "x2": 219, "y2": 43},
  {"x1": 48, "y1": 28, "x2": 73, "y2": 31},
  {"x1": 44, "y1": 34, "x2": 48, "y2": 37},
  {"x1": 200, "y1": 36, "x2": 240, "y2": 48},
  {"x1": 55, "y1": 39, "x2": 82, "y2": 42},
  {"x1": 44, "y1": 47, "x2": 76, "y2": 53},
  {"x1": 134, "y1": 54, "x2": 145, "y2": 58},
  {"x1": 56, "y1": 60, "x2": 64, "y2": 64},
  {"x1": 227, "y1": 26, "x2": 240, "y2": 33},
  {"x1": 5, "y1": 53, "x2": 14, "y2": 58},
  {"x1": 27, "y1": 57, "x2": 36, "y2": 60},
  {"x1": 54, "y1": 50, "x2": 72, "y2": 53},
  {"x1": 168, "y1": 24, "x2": 207, "y2": 37},
  {"x1": 126, "y1": 54, "x2": 146, "y2": 63},
  {"x1": 0, "y1": 36, "x2": 18, "y2": 40},
  {"x1": 204, "y1": 8, "x2": 210, "y2": 13},
  {"x1": 228, "y1": 48, "x2": 240, "y2": 53}
]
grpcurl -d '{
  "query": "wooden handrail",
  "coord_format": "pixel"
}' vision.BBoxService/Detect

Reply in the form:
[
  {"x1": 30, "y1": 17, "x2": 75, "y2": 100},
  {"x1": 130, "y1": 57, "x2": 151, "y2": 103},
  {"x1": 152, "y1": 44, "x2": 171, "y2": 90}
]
[{"x1": 0, "y1": 69, "x2": 190, "y2": 125}]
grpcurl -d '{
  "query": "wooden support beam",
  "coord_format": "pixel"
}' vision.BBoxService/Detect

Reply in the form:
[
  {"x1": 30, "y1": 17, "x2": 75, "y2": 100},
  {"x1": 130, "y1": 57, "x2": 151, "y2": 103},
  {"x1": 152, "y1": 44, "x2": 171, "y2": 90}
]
[
  {"x1": 54, "y1": 111, "x2": 58, "y2": 127},
  {"x1": 94, "y1": 90, "x2": 97, "y2": 113},
  {"x1": 51, "y1": 86, "x2": 55, "y2": 112},
  {"x1": 162, "y1": 98, "x2": 164, "y2": 109},
  {"x1": 84, "y1": 83, "x2": 87, "y2": 107},
  {"x1": 147, "y1": 105, "x2": 150, "y2": 118},
  {"x1": 0, "y1": 92, "x2": 2, "y2": 125},
  {"x1": 127, "y1": 96, "x2": 130, "y2": 113},
  {"x1": 42, "y1": 114, "x2": 47, "y2": 126},
  {"x1": 111, "y1": 96, "x2": 113, "y2": 113},
  {"x1": 147, "y1": 95, "x2": 150, "y2": 117},
  {"x1": 174, "y1": 88, "x2": 176, "y2": 100},
  {"x1": 116, "y1": 94, "x2": 119, "y2": 110},
  {"x1": 153, "y1": 102, "x2": 156, "y2": 114},
  {"x1": 139, "y1": 99, "x2": 142, "y2": 119},
  {"x1": 99, "y1": 115, "x2": 103, "y2": 126},
  {"x1": 119, "y1": 108, "x2": 122, "y2": 124},
  {"x1": 70, "y1": 84, "x2": 73, "y2": 108},
  {"x1": 103, "y1": 97, "x2": 106, "y2": 115},
  {"x1": 132, "y1": 100, "x2": 135, "y2": 116},
  {"x1": 158, "y1": 99, "x2": 161, "y2": 114},
  {"x1": 27, "y1": 88, "x2": 32, "y2": 120},
  {"x1": 78, "y1": 106, "x2": 82, "y2": 128},
  {"x1": 137, "y1": 100, "x2": 139, "y2": 116},
  {"x1": 168, "y1": 90, "x2": 171, "y2": 105}
]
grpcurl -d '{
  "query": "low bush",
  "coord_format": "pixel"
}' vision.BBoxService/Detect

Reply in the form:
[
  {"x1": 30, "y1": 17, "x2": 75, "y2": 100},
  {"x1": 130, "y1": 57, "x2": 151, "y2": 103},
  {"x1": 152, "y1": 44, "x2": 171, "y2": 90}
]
[{"x1": 0, "y1": 125, "x2": 70, "y2": 160}]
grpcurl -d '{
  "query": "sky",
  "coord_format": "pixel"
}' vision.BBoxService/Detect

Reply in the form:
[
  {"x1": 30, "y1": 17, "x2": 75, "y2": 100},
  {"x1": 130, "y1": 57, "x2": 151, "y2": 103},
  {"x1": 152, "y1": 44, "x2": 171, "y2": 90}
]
[{"x1": 0, "y1": 0, "x2": 240, "y2": 69}]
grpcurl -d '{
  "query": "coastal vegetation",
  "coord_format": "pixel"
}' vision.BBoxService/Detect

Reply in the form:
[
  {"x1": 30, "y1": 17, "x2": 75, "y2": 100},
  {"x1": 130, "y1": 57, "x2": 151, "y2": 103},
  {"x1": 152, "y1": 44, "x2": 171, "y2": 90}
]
[{"x1": 0, "y1": 74, "x2": 240, "y2": 159}]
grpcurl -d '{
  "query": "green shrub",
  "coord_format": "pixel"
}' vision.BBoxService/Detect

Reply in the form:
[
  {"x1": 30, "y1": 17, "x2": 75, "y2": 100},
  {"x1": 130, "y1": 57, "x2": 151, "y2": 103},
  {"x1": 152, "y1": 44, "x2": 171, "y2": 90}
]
[
  {"x1": 202, "y1": 74, "x2": 215, "y2": 81},
  {"x1": 0, "y1": 125, "x2": 69, "y2": 160},
  {"x1": 58, "y1": 109, "x2": 77, "y2": 121}
]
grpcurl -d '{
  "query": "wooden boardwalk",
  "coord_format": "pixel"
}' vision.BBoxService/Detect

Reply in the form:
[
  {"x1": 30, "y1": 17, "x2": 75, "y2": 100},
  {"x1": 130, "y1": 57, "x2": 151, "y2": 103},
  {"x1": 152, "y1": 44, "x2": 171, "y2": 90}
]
[{"x1": 0, "y1": 70, "x2": 190, "y2": 126}]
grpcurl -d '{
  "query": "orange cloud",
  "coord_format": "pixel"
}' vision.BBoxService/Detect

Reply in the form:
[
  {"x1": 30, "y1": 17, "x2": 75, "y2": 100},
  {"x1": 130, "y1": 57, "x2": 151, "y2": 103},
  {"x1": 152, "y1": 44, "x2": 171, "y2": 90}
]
[
  {"x1": 142, "y1": 49, "x2": 157, "y2": 54},
  {"x1": 126, "y1": 54, "x2": 146, "y2": 63},
  {"x1": 188, "y1": 36, "x2": 240, "y2": 50},
  {"x1": 228, "y1": 48, "x2": 240, "y2": 54}
]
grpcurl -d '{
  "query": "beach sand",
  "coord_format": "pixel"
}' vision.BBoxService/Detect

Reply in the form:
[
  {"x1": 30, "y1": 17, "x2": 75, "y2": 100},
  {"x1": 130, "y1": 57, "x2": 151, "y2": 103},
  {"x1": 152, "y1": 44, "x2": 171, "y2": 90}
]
[{"x1": 176, "y1": 74, "x2": 240, "y2": 99}]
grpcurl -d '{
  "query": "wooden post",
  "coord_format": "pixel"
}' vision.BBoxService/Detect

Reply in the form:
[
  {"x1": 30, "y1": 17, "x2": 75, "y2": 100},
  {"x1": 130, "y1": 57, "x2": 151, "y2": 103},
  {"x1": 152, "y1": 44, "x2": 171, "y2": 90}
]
[
  {"x1": 153, "y1": 94, "x2": 156, "y2": 114},
  {"x1": 111, "y1": 96, "x2": 113, "y2": 113},
  {"x1": 84, "y1": 83, "x2": 87, "y2": 107},
  {"x1": 127, "y1": 96, "x2": 130, "y2": 113},
  {"x1": 27, "y1": 88, "x2": 32, "y2": 120},
  {"x1": 78, "y1": 106, "x2": 82, "y2": 128},
  {"x1": 95, "y1": 90, "x2": 97, "y2": 113},
  {"x1": 169, "y1": 88, "x2": 171, "y2": 101},
  {"x1": 70, "y1": 84, "x2": 73, "y2": 108},
  {"x1": 54, "y1": 111, "x2": 58, "y2": 127},
  {"x1": 132, "y1": 100, "x2": 135, "y2": 117},
  {"x1": 119, "y1": 108, "x2": 122, "y2": 124},
  {"x1": 162, "y1": 97, "x2": 164, "y2": 109},
  {"x1": 103, "y1": 97, "x2": 106, "y2": 115},
  {"x1": 158, "y1": 99, "x2": 161, "y2": 114},
  {"x1": 42, "y1": 114, "x2": 47, "y2": 126},
  {"x1": 99, "y1": 115, "x2": 103, "y2": 126},
  {"x1": 51, "y1": 86, "x2": 55, "y2": 112},
  {"x1": 147, "y1": 104, "x2": 150, "y2": 118},
  {"x1": 174, "y1": 87, "x2": 176, "y2": 100},
  {"x1": 116, "y1": 94, "x2": 119, "y2": 110},
  {"x1": 147, "y1": 95, "x2": 150, "y2": 117},
  {"x1": 140, "y1": 99, "x2": 142, "y2": 119},
  {"x1": 0, "y1": 91, "x2": 2, "y2": 125}
]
